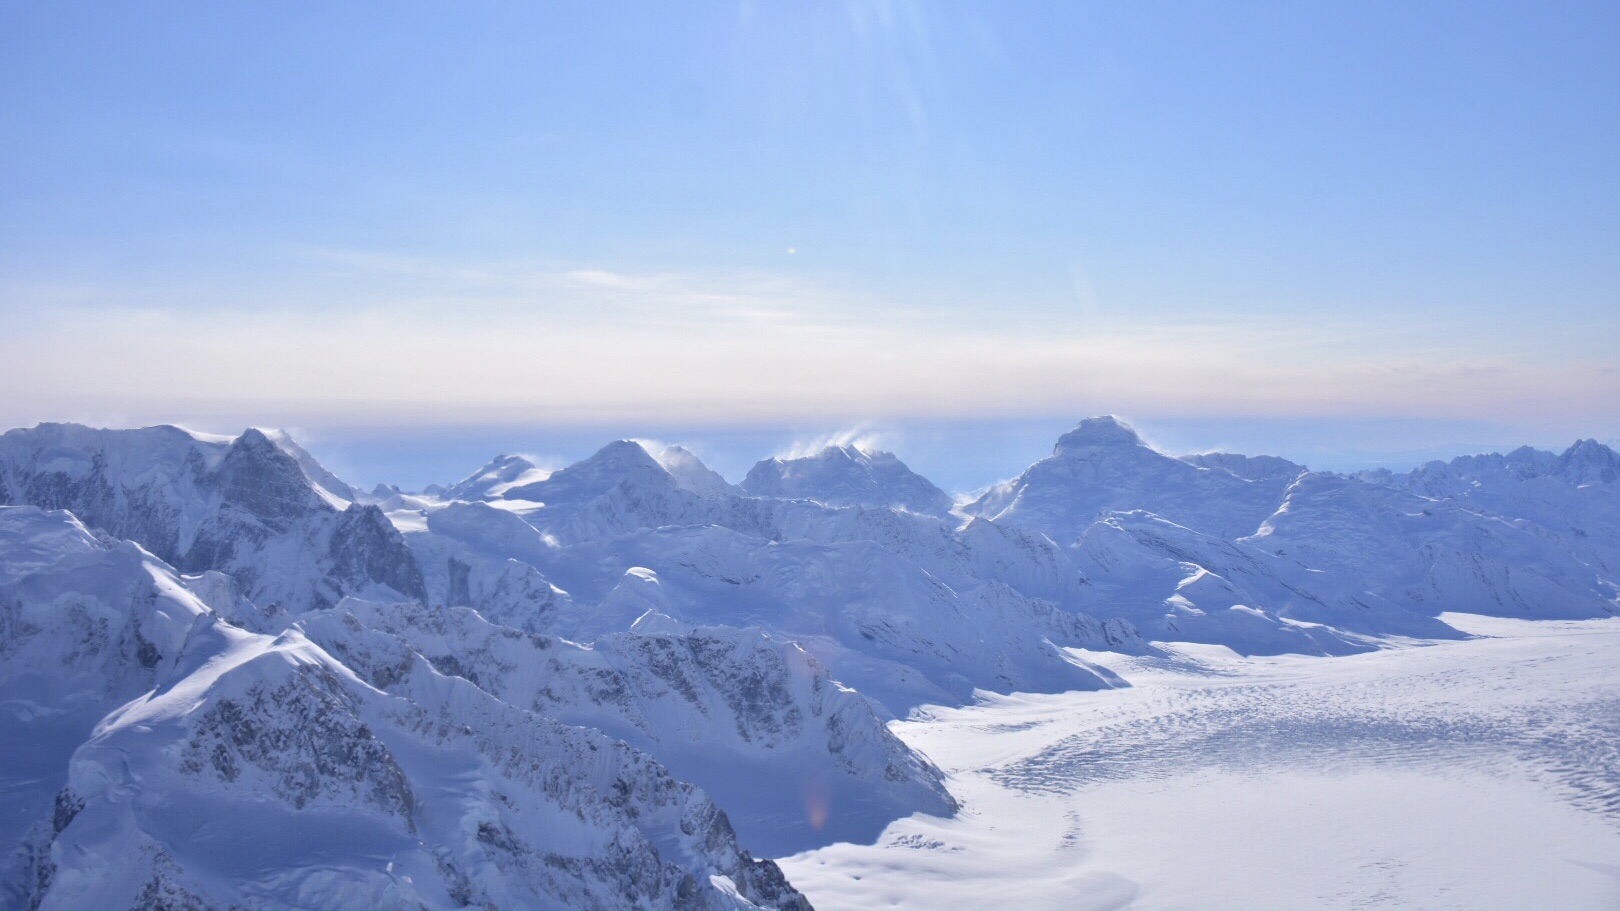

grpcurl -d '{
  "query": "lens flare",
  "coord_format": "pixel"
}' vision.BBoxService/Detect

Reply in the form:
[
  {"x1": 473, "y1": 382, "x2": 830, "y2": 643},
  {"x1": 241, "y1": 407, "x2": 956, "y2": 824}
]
[{"x1": 804, "y1": 777, "x2": 830, "y2": 831}]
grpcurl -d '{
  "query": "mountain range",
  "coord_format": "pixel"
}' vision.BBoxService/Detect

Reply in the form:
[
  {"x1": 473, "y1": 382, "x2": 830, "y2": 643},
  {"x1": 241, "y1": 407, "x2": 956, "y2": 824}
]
[{"x1": 2, "y1": 416, "x2": 1615, "y2": 909}]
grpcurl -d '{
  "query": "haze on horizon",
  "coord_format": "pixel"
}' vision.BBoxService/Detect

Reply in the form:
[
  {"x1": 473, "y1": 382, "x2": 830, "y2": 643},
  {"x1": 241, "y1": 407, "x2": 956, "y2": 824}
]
[{"x1": 3, "y1": 1, "x2": 1616, "y2": 489}]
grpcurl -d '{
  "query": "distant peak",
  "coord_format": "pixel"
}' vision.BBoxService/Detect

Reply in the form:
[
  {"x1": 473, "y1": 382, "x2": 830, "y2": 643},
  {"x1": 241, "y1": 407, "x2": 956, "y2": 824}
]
[
  {"x1": 587, "y1": 439, "x2": 661, "y2": 467},
  {"x1": 1554, "y1": 439, "x2": 1620, "y2": 483},
  {"x1": 1054, "y1": 416, "x2": 1144, "y2": 453},
  {"x1": 230, "y1": 427, "x2": 284, "y2": 456},
  {"x1": 652, "y1": 444, "x2": 737, "y2": 498},
  {"x1": 648, "y1": 443, "x2": 704, "y2": 469},
  {"x1": 1562, "y1": 438, "x2": 1614, "y2": 458},
  {"x1": 819, "y1": 443, "x2": 871, "y2": 460},
  {"x1": 546, "y1": 439, "x2": 666, "y2": 482},
  {"x1": 739, "y1": 440, "x2": 950, "y2": 516}
]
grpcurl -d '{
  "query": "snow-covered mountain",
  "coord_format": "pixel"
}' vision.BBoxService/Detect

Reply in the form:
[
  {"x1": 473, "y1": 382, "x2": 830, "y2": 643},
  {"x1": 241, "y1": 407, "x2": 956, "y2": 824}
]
[
  {"x1": 402, "y1": 441, "x2": 1133, "y2": 712},
  {"x1": 0, "y1": 506, "x2": 810, "y2": 910},
  {"x1": 1553, "y1": 438, "x2": 1620, "y2": 486},
  {"x1": 1246, "y1": 472, "x2": 1617, "y2": 620},
  {"x1": 741, "y1": 446, "x2": 954, "y2": 518},
  {"x1": 503, "y1": 440, "x2": 670, "y2": 506},
  {"x1": 964, "y1": 416, "x2": 1294, "y2": 542},
  {"x1": 258, "y1": 427, "x2": 361, "y2": 504},
  {"x1": 1354, "y1": 439, "x2": 1620, "y2": 577},
  {"x1": 293, "y1": 596, "x2": 955, "y2": 855},
  {"x1": 442, "y1": 444, "x2": 736, "y2": 506},
  {"x1": 3, "y1": 417, "x2": 1617, "y2": 906},
  {"x1": 441, "y1": 453, "x2": 553, "y2": 501},
  {"x1": 486, "y1": 440, "x2": 722, "y2": 544},
  {"x1": 655, "y1": 444, "x2": 743, "y2": 499},
  {"x1": 403, "y1": 496, "x2": 1128, "y2": 711},
  {"x1": 0, "y1": 506, "x2": 212, "y2": 894},
  {"x1": 0, "y1": 424, "x2": 425, "y2": 614},
  {"x1": 1070, "y1": 510, "x2": 1456, "y2": 655},
  {"x1": 499, "y1": 526, "x2": 1127, "y2": 712}
]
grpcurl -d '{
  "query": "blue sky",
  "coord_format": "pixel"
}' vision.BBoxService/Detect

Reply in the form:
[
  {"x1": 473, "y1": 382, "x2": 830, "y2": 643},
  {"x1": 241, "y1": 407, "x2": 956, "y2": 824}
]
[{"x1": 2, "y1": 1, "x2": 1617, "y2": 490}]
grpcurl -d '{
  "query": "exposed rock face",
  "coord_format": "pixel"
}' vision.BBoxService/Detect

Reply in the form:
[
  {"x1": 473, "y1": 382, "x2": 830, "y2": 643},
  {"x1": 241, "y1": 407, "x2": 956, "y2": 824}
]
[
  {"x1": 326, "y1": 502, "x2": 430, "y2": 605},
  {"x1": 177, "y1": 664, "x2": 418, "y2": 820}
]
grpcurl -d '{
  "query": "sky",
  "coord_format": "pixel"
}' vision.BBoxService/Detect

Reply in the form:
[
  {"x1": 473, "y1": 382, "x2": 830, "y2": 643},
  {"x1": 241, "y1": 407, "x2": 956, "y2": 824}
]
[{"x1": 2, "y1": 1, "x2": 1617, "y2": 491}]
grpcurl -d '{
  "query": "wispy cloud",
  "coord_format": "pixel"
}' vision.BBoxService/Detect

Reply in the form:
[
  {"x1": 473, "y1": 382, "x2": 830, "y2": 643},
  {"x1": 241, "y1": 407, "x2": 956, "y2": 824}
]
[{"x1": 2, "y1": 250, "x2": 1616, "y2": 436}]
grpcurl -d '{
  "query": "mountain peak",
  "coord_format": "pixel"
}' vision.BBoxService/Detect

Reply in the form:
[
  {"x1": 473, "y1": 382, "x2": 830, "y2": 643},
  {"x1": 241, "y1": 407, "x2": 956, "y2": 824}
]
[
  {"x1": 1054, "y1": 416, "x2": 1145, "y2": 453},
  {"x1": 443, "y1": 453, "x2": 549, "y2": 501},
  {"x1": 965, "y1": 416, "x2": 1297, "y2": 541},
  {"x1": 253, "y1": 428, "x2": 358, "y2": 504},
  {"x1": 823, "y1": 443, "x2": 871, "y2": 459},
  {"x1": 592, "y1": 439, "x2": 661, "y2": 465},
  {"x1": 500, "y1": 439, "x2": 670, "y2": 504},
  {"x1": 1562, "y1": 438, "x2": 1615, "y2": 459},
  {"x1": 232, "y1": 426, "x2": 278, "y2": 452},
  {"x1": 651, "y1": 444, "x2": 737, "y2": 498},
  {"x1": 740, "y1": 445, "x2": 952, "y2": 517},
  {"x1": 1553, "y1": 438, "x2": 1620, "y2": 484}
]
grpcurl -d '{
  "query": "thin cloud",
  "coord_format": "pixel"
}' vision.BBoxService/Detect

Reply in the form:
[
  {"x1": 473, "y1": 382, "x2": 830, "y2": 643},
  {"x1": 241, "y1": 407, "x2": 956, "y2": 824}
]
[{"x1": 2, "y1": 257, "x2": 1617, "y2": 436}]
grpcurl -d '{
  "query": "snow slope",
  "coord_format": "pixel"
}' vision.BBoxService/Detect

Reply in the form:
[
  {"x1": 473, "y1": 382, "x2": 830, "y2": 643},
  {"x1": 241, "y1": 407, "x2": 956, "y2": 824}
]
[
  {"x1": 1071, "y1": 511, "x2": 1458, "y2": 654},
  {"x1": 1181, "y1": 450, "x2": 1307, "y2": 482},
  {"x1": 0, "y1": 505, "x2": 215, "y2": 897}
]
